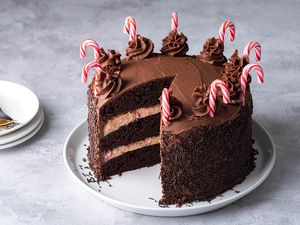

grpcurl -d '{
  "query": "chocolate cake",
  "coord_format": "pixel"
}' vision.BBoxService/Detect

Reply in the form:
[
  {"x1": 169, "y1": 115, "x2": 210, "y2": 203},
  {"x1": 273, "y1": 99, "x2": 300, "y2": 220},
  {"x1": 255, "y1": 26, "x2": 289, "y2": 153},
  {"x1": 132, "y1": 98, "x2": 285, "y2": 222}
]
[{"x1": 80, "y1": 15, "x2": 264, "y2": 206}]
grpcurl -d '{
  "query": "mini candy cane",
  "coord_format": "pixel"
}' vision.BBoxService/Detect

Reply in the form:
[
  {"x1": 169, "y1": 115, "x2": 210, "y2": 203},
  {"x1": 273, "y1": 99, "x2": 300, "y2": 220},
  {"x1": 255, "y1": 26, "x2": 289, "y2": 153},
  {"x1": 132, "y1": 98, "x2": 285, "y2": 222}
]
[
  {"x1": 123, "y1": 16, "x2": 137, "y2": 41},
  {"x1": 208, "y1": 80, "x2": 230, "y2": 117},
  {"x1": 80, "y1": 39, "x2": 101, "y2": 60},
  {"x1": 161, "y1": 88, "x2": 171, "y2": 126},
  {"x1": 243, "y1": 41, "x2": 262, "y2": 62},
  {"x1": 81, "y1": 61, "x2": 102, "y2": 84},
  {"x1": 218, "y1": 21, "x2": 235, "y2": 43},
  {"x1": 241, "y1": 64, "x2": 264, "y2": 105},
  {"x1": 171, "y1": 11, "x2": 178, "y2": 32}
]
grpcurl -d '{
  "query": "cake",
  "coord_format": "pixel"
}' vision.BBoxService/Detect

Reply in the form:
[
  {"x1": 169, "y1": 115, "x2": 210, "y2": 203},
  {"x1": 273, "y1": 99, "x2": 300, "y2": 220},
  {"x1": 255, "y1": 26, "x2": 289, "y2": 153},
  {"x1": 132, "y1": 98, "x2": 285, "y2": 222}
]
[{"x1": 80, "y1": 13, "x2": 264, "y2": 206}]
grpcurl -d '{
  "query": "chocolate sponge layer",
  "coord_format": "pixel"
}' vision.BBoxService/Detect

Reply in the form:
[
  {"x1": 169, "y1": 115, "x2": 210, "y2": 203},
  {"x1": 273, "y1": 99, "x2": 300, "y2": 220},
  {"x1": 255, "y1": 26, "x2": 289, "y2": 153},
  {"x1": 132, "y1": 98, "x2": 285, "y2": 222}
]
[{"x1": 101, "y1": 144, "x2": 160, "y2": 180}]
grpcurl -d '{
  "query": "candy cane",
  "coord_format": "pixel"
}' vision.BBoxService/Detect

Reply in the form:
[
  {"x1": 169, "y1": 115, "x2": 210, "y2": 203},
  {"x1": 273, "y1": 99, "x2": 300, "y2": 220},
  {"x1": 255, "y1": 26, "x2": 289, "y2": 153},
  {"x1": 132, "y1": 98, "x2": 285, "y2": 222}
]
[
  {"x1": 80, "y1": 39, "x2": 101, "y2": 60},
  {"x1": 171, "y1": 11, "x2": 178, "y2": 32},
  {"x1": 123, "y1": 16, "x2": 137, "y2": 41},
  {"x1": 243, "y1": 41, "x2": 262, "y2": 62},
  {"x1": 218, "y1": 21, "x2": 235, "y2": 43},
  {"x1": 241, "y1": 64, "x2": 264, "y2": 105},
  {"x1": 81, "y1": 61, "x2": 102, "y2": 84},
  {"x1": 208, "y1": 80, "x2": 230, "y2": 117},
  {"x1": 161, "y1": 88, "x2": 171, "y2": 126}
]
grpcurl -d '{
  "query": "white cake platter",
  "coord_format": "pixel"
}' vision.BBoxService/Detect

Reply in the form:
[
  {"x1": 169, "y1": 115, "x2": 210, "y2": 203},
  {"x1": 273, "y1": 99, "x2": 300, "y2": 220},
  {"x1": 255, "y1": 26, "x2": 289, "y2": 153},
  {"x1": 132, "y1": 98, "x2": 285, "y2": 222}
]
[{"x1": 63, "y1": 119, "x2": 275, "y2": 217}]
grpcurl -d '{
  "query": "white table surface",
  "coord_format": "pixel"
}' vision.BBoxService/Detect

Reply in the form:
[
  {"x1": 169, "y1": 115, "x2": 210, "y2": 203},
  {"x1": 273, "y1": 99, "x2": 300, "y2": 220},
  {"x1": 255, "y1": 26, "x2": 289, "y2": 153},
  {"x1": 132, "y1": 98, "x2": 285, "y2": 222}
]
[{"x1": 0, "y1": 0, "x2": 299, "y2": 224}]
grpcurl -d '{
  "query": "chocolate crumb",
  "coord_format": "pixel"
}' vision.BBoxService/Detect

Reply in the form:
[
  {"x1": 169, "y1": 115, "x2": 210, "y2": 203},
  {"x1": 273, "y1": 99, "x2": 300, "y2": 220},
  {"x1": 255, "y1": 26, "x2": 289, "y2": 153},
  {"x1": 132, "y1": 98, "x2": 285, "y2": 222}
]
[
  {"x1": 82, "y1": 158, "x2": 87, "y2": 162},
  {"x1": 148, "y1": 197, "x2": 158, "y2": 202}
]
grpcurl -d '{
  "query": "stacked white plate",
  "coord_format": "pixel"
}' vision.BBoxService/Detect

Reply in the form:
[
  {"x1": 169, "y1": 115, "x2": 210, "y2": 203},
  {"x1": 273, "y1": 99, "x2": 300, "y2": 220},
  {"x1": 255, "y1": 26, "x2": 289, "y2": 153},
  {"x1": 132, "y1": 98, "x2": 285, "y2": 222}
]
[{"x1": 0, "y1": 81, "x2": 44, "y2": 149}]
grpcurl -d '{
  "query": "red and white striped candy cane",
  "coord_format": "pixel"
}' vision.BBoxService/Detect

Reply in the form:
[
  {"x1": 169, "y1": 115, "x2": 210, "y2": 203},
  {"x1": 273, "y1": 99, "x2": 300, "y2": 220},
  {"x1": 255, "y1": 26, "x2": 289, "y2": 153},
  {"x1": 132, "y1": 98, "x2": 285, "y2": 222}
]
[
  {"x1": 161, "y1": 88, "x2": 171, "y2": 126},
  {"x1": 80, "y1": 39, "x2": 101, "y2": 60},
  {"x1": 81, "y1": 61, "x2": 102, "y2": 84},
  {"x1": 123, "y1": 16, "x2": 137, "y2": 41},
  {"x1": 243, "y1": 41, "x2": 262, "y2": 62},
  {"x1": 208, "y1": 80, "x2": 230, "y2": 117},
  {"x1": 218, "y1": 21, "x2": 235, "y2": 43},
  {"x1": 241, "y1": 64, "x2": 264, "y2": 105},
  {"x1": 171, "y1": 11, "x2": 178, "y2": 32}
]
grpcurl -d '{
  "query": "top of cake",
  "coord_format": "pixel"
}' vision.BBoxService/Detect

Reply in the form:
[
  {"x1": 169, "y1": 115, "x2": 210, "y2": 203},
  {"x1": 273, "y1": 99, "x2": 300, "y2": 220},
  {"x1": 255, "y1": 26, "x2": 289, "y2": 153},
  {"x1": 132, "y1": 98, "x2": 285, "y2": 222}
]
[{"x1": 80, "y1": 12, "x2": 264, "y2": 134}]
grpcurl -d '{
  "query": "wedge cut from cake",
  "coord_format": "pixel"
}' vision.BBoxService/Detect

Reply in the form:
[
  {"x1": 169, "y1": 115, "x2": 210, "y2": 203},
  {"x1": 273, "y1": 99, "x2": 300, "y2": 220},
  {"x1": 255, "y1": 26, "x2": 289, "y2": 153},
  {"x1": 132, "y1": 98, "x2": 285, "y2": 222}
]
[{"x1": 80, "y1": 15, "x2": 264, "y2": 206}]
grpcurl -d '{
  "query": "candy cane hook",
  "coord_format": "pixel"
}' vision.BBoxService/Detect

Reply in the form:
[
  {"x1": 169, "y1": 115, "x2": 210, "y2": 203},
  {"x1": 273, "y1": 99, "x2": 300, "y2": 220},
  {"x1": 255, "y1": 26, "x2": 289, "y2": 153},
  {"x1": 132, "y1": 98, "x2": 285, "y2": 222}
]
[
  {"x1": 208, "y1": 80, "x2": 230, "y2": 117},
  {"x1": 243, "y1": 41, "x2": 262, "y2": 62},
  {"x1": 123, "y1": 16, "x2": 137, "y2": 41},
  {"x1": 218, "y1": 21, "x2": 235, "y2": 43},
  {"x1": 80, "y1": 39, "x2": 101, "y2": 60},
  {"x1": 171, "y1": 11, "x2": 178, "y2": 32},
  {"x1": 81, "y1": 61, "x2": 102, "y2": 84},
  {"x1": 241, "y1": 64, "x2": 264, "y2": 105}
]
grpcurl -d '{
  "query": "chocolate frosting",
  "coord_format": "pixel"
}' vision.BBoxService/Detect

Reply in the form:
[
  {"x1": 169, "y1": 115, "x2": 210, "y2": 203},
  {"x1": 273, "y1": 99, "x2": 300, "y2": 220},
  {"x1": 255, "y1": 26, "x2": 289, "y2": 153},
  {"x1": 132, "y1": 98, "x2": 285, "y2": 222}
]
[
  {"x1": 169, "y1": 94, "x2": 183, "y2": 121},
  {"x1": 221, "y1": 50, "x2": 250, "y2": 104},
  {"x1": 160, "y1": 30, "x2": 189, "y2": 56},
  {"x1": 126, "y1": 35, "x2": 154, "y2": 60},
  {"x1": 197, "y1": 37, "x2": 227, "y2": 66},
  {"x1": 191, "y1": 84, "x2": 210, "y2": 117},
  {"x1": 97, "y1": 49, "x2": 121, "y2": 76},
  {"x1": 94, "y1": 72, "x2": 122, "y2": 99},
  {"x1": 91, "y1": 54, "x2": 252, "y2": 134}
]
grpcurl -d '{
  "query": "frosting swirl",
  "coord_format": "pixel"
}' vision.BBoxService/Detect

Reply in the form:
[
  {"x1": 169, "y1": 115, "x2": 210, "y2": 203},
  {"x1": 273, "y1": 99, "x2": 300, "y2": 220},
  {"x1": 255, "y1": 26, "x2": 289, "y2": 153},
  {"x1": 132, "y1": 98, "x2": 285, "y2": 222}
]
[
  {"x1": 126, "y1": 35, "x2": 154, "y2": 60},
  {"x1": 160, "y1": 30, "x2": 189, "y2": 56},
  {"x1": 169, "y1": 95, "x2": 183, "y2": 121},
  {"x1": 97, "y1": 49, "x2": 121, "y2": 76},
  {"x1": 94, "y1": 72, "x2": 122, "y2": 99},
  {"x1": 197, "y1": 37, "x2": 227, "y2": 66},
  {"x1": 191, "y1": 84, "x2": 210, "y2": 117},
  {"x1": 221, "y1": 50, "x2": 249, "y2": 104}
]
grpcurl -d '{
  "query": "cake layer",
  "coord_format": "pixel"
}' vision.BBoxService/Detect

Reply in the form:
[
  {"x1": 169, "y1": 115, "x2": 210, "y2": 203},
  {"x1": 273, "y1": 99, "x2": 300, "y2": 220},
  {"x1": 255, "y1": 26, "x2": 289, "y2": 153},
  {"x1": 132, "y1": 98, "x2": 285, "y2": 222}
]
[
  {"x1": 159, "y1": 104, "x2": 254, "y2": 206},
  {"x1": 101, "y1": 144, "x2": 161, "y2": 180},
  {"x1": 100, "y1": 113, "x2": 160, "y2": 152},
  {"x1": 98, "y1": 76, "x2": 174, "y2": 121},
  {"x1": 104, "y1": 136, "x2": 160, "y2": 161},
  {"x1": 103, "y1": 104, "x2": 161, "y2": 136}
]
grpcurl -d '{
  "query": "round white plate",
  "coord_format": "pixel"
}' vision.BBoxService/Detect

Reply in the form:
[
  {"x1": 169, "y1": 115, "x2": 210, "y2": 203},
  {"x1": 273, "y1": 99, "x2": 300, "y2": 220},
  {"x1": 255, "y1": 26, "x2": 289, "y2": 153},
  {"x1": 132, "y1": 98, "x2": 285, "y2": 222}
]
[
  {"x1": 0, "y1": 112, "x2": 44, "y2": 150},
  {"x1": 63, "y1": 120, "x2": 275, "y2": 217},
  {"x1": 0, "y1": 80, "x2": 39, "y2": 136},
  {"x1": 0, "y1": 107, "x2": 43, "y2": 145}
]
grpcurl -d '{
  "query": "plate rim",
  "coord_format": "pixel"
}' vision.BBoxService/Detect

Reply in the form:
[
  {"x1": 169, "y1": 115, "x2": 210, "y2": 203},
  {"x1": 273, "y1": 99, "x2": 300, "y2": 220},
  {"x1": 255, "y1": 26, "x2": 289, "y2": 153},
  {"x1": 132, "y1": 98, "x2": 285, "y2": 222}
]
[
  {"x1": 63, "y1": 119, "x2": 276, "y2": 216},
  {"x1": 0, "y1": 111, "x2": 44, "y2": 150},
  {"x1": 0, "y1": 80, "x2": 40, "y2": 136}
]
